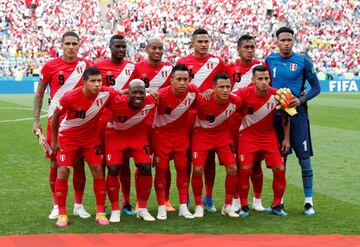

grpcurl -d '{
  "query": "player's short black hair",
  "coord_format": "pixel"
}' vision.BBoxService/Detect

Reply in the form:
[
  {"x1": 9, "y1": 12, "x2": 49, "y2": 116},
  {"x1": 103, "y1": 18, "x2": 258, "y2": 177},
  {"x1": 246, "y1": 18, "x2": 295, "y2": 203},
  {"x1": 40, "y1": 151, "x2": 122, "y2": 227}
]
[
  {"x1": 252, "y1": 65, "x2": 268, "y2": 77},
  {"x1": 213, "y1": 72, "x2": 230, "y2": 85},
  {"x1": 192, "y1": 28, "x2": 209, "y2": 38},
  {"x1": 83, "y1": 67, "x2": 101, "y2": 81},
  {"x1": 276, "y1": 26, "x2": 294, "y2": 38},
  {"x1": 61, "y1": 31, "x2": 80, "y2": 43},
  {"x1": 171, "y1": 63, "x2": 188, "y2": 76},
  {"x1": 237, "y1": 34, "x2": 255, "y2": 47},
  {"x1": 110, "y1": 34, "x2": 125, "y2": 46}
]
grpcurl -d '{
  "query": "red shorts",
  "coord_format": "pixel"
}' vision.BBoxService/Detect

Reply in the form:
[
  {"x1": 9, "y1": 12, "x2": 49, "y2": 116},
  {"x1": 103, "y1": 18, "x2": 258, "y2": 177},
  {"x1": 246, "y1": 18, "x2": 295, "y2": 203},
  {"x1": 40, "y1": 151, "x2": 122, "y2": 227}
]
[
  {"x1": 192, "y1": 144, "x2": 236, "y2": 168},
  {"x1": 105, "y1": 129, "x2": 151, "y2": 165},
  {"x1": 56, "y1": 140, "x2": 103, "y2": 167},
  {"x1": 154, "y1": 149, "x2": 188, "y2": 169},
  {"x1": 238, "y1": 150, "x2": 283, "y2": 167},
  {"x1": 152, "y1": 129, "x2": 190, "y2": 154}
]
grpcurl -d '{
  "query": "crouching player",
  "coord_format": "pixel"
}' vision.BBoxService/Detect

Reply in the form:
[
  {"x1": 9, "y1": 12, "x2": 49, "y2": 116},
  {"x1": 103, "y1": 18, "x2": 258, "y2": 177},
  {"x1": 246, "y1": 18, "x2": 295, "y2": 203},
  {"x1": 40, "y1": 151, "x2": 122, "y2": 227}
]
[
  {"x1": 152, "y1": 63, "x2": 198, "y2": 220},
  {"x1": 51, "y1": 67, "x2": 120, "y2": 227},
  {"x1": 105, "y1": 79, "x2": 156, "y2": 222},
  {"x1": 234, "y1": 65, "x2": 290, "y2": 217},
  {"x1": 191, "y1": 72, "x2": 242, "y2": 218}
]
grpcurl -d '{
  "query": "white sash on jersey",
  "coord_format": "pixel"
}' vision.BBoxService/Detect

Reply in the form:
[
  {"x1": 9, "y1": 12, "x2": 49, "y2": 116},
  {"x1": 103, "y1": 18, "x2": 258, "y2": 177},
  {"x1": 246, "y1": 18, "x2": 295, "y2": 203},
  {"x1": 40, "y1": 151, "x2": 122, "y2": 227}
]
[
  {"x1": 195, "y1": 103, "x2": 236, "y2": 129},
  {"x1": 240, "y1": 95, "x2": 278, "y2": 131},
  {"x1": 149, "y1": 65, "x2": 173, "y2": 90},
  {"x1": 114, "y1": 63, "x2": 136, "y2": 90},
  {"x1": 153, "y1": 92, "x2": 196, "y2": 128},
  {"x1": 192, "y1": 57, "x2": 220, "y2": 87},
  {"x1": 107, "y1": 104, "x2": 155, "y2": 130},
  {"x1": 59, "y1": 91, "x2": 110, "y2": 132},
  {"x1": 48, "y1": 61, "x2": 87, "y2": 118},
  {"x1": 232, "y1": 64, "x2": 260, "y2": 92}
]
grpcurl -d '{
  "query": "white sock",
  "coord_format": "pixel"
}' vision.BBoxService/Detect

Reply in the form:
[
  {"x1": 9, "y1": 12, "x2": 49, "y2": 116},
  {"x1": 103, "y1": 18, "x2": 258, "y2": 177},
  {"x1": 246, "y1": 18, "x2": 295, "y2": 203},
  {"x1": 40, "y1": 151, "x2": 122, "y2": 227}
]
[{"x1": 304, "y1": 197, "x2": 313, "y2": 205}]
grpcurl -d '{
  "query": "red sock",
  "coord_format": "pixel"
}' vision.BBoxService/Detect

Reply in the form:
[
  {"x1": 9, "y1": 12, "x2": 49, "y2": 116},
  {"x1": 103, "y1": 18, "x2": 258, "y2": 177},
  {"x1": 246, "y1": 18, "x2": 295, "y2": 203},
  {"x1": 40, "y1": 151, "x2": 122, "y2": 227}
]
[
  {"x1": 225, "y1": 174, "x2": 237, "y2": 205},
  {"x1": 137, "y1": 174, "x2": 152, "y2": 208},
  {"x1": 134, "y1": 168, "x2": 140, "y2": 203},
  {"x1": 49, "y1": 165, "x2": 57, "y2": 205},
  {"x1": 119, "y1": 162, "x2": 131, "y2": 206},
  {"x1": 251, "y1": 164, "x2": 263, "y2": 199},
  {"x1": 106, "y1": 175, "x2": 120, "y2": 211},
  {"x1": 175, "y1": 167, "x2": 189, "y2": 204},
  {"x1": 73, "y1": 162, "x2": 86, "y2": 204},
  {"x1": 191, "y1": 174, "x2": 203, "y2": 206},
  {"x1": 272, "y1": 169, "x2": 286, "y2": 206},
  {"x1": 165, "y1": 168, "x2": 171, "y2": 202},
  {"x1": 238, "y1": 166, "x2": 252, "y2": 206},
  {"x1": 204, "y1": 152, "x2": 216, "y2": 198},
  {"x1": 93, "y1": 178, "x2": 106, "y2": 213},
  {"x1": 55, "y1": 178, "x2": 68, "y2": 215},
  {"x1": 154, "y1": 167, "x2": 166, "y2": 205}
]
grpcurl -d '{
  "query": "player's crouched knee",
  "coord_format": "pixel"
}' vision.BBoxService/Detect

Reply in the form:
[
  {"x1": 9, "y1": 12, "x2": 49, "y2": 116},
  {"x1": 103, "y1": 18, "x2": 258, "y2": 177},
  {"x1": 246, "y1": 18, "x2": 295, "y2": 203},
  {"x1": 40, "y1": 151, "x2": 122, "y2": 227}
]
[
  {"x1": 57, "y1": 166, "x2": 70, "y2": 179},
  {"x1": 136, "y1": 163, "x2": 152, "y2": 176},
  {"x1": 225, "y1": 165, "x2": 237, "y2": 175},
  {"x1": 193, "y1": 167, "x2": 203, "y2": 176},
  {"x1": 90, "y1": 165, "x2": 105, "y2": 178}
]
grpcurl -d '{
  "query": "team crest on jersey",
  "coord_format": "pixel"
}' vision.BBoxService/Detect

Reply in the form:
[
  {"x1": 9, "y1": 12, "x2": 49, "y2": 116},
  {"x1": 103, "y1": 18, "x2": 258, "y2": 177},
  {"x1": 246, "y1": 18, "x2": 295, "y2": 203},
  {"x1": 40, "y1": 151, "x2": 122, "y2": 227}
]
[
  {"x1": 155, "y1": 156, "x2": 160, "y2": 163},
  {"x1": 225, "y1": 110, "x2": 233, "y2": 118},
  {"x1": 239, "y1": 154, "x2": 245, "y2": 162},
  {"x1": 59, "y1": 154, "x2": 66, "y2": 162},
  {"x1": 142, "y1": 109, "x2": 149, "y2": 116},
  {"x1": 290, "y1": 63, "x2": 297, "y2": 71},
  {"x1": 96, "y1": 99, "x2": 104, "y2": 107},
  {"x1": 107, "y1": 154, "x2": 111, "y2": 161},
  {"x1": 267, "y1": 102, "x2": 275, "y2": 109},
  {"x1": 184, "y1": 98, "x2": 191, "y2": 106},
  {"x1": 193, "y1": 152, "x2": 198, "y2": 159}
]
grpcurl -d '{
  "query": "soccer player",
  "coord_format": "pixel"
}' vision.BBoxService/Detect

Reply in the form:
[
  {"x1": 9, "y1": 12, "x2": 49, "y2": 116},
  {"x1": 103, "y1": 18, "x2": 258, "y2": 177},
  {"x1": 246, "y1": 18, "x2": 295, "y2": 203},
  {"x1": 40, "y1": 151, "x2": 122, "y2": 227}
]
[
  {"x1": 177, "y1": 28, "x2": 226, "y2": 212},
  {"x1": 191, "y1": 72, "x2": 241, "y2": 218},
  {"x1": 152, "y1": 63, "x2": 197, "y2": 220},
  {"x1": 51, "y1": 67, "x2": 119, "y2": 227},
  {"x1": 105, "y1": 79, "x2": 156, "y2": 222},
  {"x1": 95, "y1": 34, "x2": 137, "y2": 216},
  {"x1": 234, "y1": 65, "x2": 290, "y2": 217},
  {"x1": 135, "y1": 37, "x2": 175, "y2": 212},
  {"x1": 266, "y1": 27, "x2": 321, "y2": 215},
  {"x1": 33, "y1": 31, "x2": 91, "y2": 220},
  {"x1": 227, "y1": 34, "x2": 266, "y2": 212}
]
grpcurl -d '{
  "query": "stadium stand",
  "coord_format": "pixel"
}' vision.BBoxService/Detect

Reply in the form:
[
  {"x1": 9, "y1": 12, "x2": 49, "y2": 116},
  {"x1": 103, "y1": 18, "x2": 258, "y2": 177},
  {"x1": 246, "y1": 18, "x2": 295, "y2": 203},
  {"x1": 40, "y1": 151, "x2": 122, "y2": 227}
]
[{"x1": 0, "y1": 0, "x2": 359, "y2": 78}]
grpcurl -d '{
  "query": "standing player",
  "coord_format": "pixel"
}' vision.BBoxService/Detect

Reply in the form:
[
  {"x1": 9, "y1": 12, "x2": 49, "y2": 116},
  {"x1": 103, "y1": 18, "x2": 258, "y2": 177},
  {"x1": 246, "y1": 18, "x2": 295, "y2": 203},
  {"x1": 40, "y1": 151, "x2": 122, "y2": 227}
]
[
  {"x1": 105, "y1": 79, "x2": 156, "y2": 222},
  {"x1": 235, "y1": 65, "x2": 290, "y2": 217},
  {"x1": 135, "y1": 37, "x2": 175, "y2": 212},
  {"x1": 33, "y1": 31, "x2": 91, "y2": 220},
  {"x1": 191, "y1": 73, "x2": 241, "y2": 218},
  {"x1": 227, "y1": 34, "x2": 266, "y2": 212},
  {"x1": 177, "y1": 28, "x2": 226, "y2": 212},
  {"x1": 152, "y1": 63, "x2": 197, "y2": 220},
  {"x1": 95, "y1": 34, "x2": 137, "y2": 216},
  {"x1": 266, "y1": 27, "x2": 321, "y2": 215},
  {"x1": 51, "y1": 67, "x2": 119, "y2": 227}
]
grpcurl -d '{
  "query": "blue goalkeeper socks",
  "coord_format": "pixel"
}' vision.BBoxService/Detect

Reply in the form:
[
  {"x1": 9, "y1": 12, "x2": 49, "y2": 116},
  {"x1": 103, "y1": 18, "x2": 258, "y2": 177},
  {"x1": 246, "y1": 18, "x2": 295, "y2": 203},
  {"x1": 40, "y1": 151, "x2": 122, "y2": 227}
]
[{"x1": 299, "y1": 158, "x2": 313, "y2": 197}]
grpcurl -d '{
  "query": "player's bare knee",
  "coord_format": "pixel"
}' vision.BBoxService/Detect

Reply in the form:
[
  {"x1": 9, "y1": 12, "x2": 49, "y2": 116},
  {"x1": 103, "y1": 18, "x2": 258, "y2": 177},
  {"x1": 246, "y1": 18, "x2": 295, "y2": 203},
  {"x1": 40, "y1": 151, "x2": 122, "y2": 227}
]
[
  {"x1": 225, "y1": 165, "x2": 237, "y2": 175},
  {"x1": 193, "y1": 167, "x2": 203, "y2": 176},
  {"x1": 90, "y1": 165, "x2": 104, "y2": 179},
  {"x1": 136, "y1": 163, "x2": 152, "y2": 176},
  {"x1": 57, "y1": 166, "x2": 69, "y2": 179},
  {"x1": 107, "y1": 165, "x2": 120, "y2": 176}
]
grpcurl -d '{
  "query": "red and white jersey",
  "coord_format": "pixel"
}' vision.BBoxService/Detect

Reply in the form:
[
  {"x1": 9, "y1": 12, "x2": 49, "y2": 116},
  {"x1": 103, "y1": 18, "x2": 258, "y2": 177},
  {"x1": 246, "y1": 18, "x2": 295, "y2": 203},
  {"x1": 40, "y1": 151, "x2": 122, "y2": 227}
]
[
  {"x1": 57, "y1": 86, "x2": 118, "y2": 144},
  {"x1": 135, "y1": 61, "x2": 173, "y2": 90},
  {"x1": 40, "y1": 57, "x2": 92, "y2": 118},
  {"x1": 177, "y1": 54, "x2": 225, "y2": 92},
  {"x1": 226, "y1": 59, "x2": 264, "y2": 92},
  {"x1": 234, "y1": 86, "x2": 278, "y2": 142},
  {"x1": 106, "y1": 95, "x2": 156, "y2": 134},
  {"x1": 153, "y1": 84, "x2": 198, "y2": 134},
  {"x1": 94, "y1": 58, "x2": 137, "y2": 90},
  {"x1": 194, "y1": 94, "x2": 242, "y2": 136}
]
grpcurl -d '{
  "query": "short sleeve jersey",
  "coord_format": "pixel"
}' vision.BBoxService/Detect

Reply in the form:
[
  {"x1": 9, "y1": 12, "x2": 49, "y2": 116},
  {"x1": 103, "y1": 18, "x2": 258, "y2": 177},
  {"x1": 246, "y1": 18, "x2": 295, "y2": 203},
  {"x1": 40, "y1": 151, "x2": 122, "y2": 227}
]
[
  {"x1": 234, "y1": 86, "x2": 278, "y2": 142},
  {"x1": 94, "y1": 58, "x2": 137, "y2": 90},
  {"x1": 153, "y1": 84, "x2": 199, "y2": 134},
  {"x1": 177, "y1": 54, "x2": 225, "y2": 92},
  {"x1": 135, "y1": 61, "x2": 173, "y2": 90},
  {"x1": 57, "y1": 86, "x2": 118, "y2": 144}
]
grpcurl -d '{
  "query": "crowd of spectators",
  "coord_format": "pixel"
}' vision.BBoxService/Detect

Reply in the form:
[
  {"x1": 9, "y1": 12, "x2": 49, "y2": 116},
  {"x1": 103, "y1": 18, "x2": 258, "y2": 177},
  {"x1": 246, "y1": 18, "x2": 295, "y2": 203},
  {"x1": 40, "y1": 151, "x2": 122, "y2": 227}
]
[{"x1": 0, "y1": 0, "x2": 359, "y2": 79}]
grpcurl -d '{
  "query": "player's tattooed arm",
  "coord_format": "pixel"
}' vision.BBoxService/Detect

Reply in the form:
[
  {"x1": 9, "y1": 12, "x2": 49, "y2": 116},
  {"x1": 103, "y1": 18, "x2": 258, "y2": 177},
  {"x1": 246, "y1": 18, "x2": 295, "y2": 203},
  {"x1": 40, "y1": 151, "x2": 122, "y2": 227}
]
[
  {"x1": 51, "y1": 109, "x2": 61, "y2": 153},
  {"x1": 281, "y1": 111, "x2": 291, "y2": 154},
  {"x1": 33, "y1": 81, "x2": 47, "y2": 134}
]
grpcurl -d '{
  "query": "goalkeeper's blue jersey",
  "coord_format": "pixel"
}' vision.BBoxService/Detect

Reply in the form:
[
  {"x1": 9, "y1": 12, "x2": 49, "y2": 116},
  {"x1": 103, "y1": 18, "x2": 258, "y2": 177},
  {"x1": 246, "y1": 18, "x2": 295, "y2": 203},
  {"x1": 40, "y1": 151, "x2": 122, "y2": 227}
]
[{"x1": 265, "y1": 53, "x2": 318, "y2": 99}]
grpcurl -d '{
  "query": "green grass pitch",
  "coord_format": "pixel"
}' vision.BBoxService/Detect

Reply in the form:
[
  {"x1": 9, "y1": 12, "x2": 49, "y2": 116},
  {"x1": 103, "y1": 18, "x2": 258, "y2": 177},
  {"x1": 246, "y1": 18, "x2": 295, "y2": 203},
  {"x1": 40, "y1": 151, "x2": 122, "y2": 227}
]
[{"x1": 0, "y1": 93, "x2": 359, "y2": 235}]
